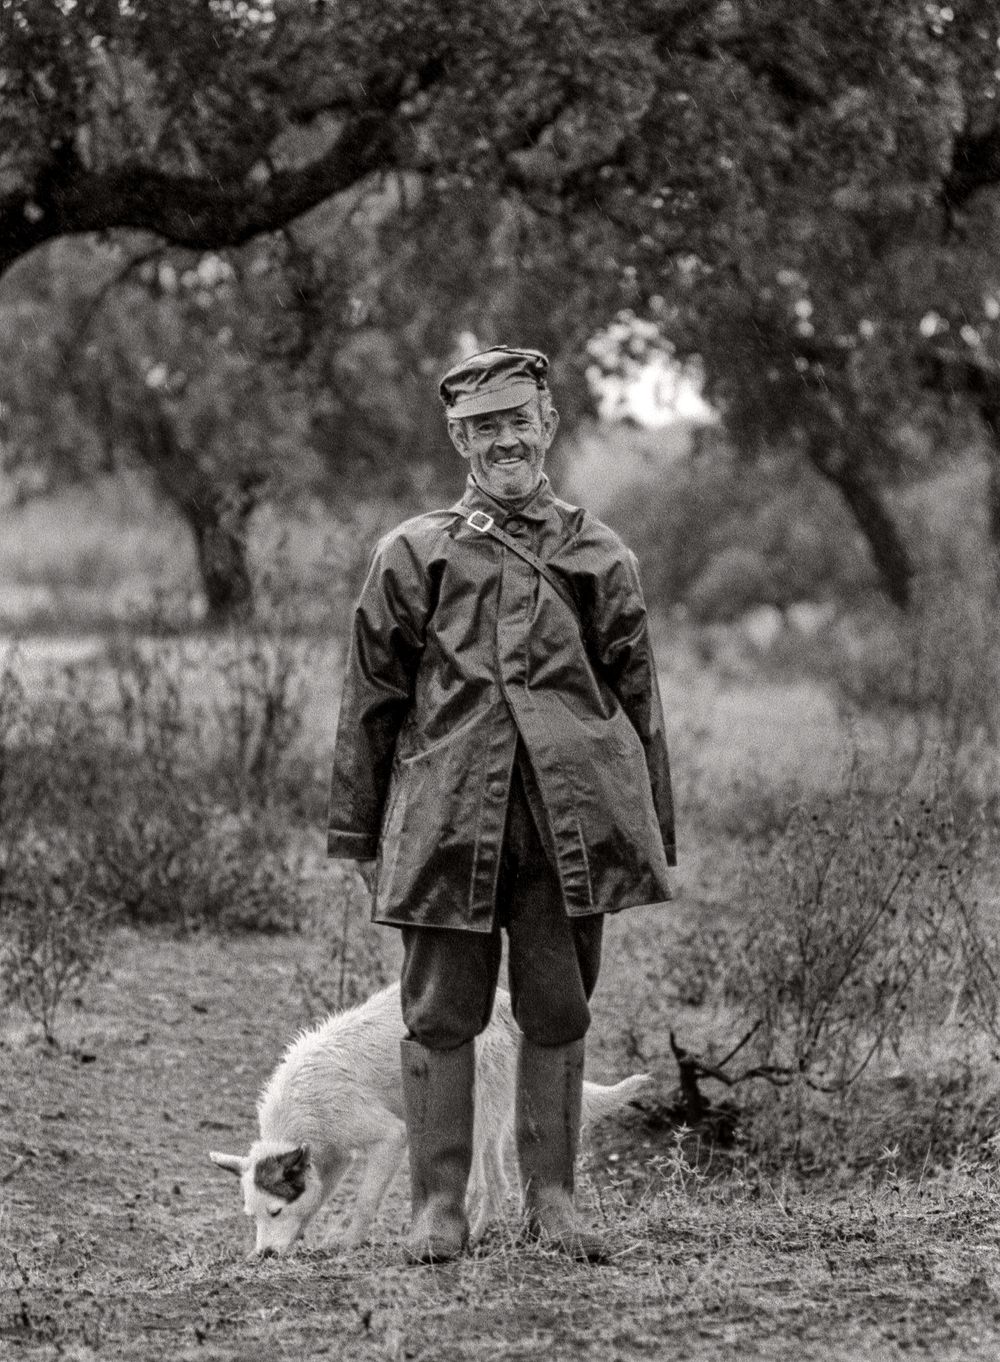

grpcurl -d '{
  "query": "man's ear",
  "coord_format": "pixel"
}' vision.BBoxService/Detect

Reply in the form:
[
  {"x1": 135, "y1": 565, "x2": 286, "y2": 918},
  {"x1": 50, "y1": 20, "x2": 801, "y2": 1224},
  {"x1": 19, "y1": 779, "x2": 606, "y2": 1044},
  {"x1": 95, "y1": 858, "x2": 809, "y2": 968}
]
[
  {"x1": 253, "y1": 1145, "x2": 311, "y2": 1199},
  {"x1": 448, "y1": 418, "x2": 472, "y2": 460},
  {"x1": 542, "y1": 405, "x2": 560, "y2": 447}
]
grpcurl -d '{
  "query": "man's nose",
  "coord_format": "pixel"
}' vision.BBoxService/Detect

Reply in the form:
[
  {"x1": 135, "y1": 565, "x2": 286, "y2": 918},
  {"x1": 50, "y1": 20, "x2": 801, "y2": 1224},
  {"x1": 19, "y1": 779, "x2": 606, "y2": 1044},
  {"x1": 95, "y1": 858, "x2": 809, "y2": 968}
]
[{"x1": 494, "y1": 426, "x2": 519, "y2": 449}]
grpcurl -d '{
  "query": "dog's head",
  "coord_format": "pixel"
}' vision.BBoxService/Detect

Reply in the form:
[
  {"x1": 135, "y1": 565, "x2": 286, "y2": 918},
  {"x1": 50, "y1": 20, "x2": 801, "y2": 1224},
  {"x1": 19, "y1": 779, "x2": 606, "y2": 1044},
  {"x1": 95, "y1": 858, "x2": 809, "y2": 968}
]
[{"x1": 209, "y1": 1141, "x2": 323, "y2": 1256}]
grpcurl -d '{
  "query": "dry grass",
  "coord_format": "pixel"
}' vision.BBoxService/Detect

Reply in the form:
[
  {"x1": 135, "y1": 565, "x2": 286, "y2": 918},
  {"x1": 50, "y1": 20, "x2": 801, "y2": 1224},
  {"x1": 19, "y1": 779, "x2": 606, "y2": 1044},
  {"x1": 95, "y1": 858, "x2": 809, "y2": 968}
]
[{"x1": 3, "y1": 931, "x2": 1000, "y2": 1362}]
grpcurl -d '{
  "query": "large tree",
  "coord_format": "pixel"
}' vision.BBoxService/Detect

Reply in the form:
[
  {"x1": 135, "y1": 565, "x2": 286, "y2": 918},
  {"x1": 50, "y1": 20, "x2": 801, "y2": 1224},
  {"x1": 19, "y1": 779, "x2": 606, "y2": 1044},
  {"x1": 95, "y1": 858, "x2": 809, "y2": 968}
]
[
  {"x1": 4, "y1": 0, "x2": 1000, "y2": 613},
  {"x1": 0, "y1": 0, "x2": 660, "y2": 615},
  {"x1": 478, "y1": 0, "x2": 1000, "y2": 607},
  {"x1": 0, "y1": 0, "x2": 659, "y2": 279}
]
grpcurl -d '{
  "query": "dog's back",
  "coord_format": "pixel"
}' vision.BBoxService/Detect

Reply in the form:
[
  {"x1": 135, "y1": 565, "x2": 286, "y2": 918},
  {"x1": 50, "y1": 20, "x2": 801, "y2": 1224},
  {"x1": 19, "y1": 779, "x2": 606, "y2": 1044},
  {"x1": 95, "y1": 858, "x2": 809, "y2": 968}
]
[{"x1": 257, "y1": 984, "x2": 405, "y2": 1151}]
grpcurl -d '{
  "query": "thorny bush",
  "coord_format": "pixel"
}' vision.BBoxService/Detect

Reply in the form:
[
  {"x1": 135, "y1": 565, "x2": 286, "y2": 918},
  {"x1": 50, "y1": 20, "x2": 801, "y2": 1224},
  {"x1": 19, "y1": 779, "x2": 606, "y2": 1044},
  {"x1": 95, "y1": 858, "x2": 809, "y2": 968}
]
[
  {"x1": 0, "y1": 667, "x2": 108, "y2": 1043},
  {"x1": 96, "y1": 637, "x2": 316, "y2": 931},
  {"x1": 718, "y1": 775, "x2": 999, "y2": 1153},
  {"x1": 0, "y1": 830, "x2": 108, "y2": 1045},
  {"x1": 294, "y1": 861, "x2": 391, "y2": 1020},
  {"x1": 0, "y1": 626, "x2": 324, "y2": 1027}
]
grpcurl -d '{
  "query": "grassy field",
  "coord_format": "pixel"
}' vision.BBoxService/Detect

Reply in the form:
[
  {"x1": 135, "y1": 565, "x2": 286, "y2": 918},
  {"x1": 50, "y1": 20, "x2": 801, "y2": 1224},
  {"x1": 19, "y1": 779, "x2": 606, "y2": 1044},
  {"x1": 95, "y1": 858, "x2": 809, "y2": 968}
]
[{"x1": 1, "y1": 624, "x2": 1000, "y2": 1359}]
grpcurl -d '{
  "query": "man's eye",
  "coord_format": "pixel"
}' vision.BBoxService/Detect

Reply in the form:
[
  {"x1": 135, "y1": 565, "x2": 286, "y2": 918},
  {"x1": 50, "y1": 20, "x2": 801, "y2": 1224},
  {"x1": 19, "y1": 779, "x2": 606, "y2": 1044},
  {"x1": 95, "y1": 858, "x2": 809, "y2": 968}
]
[{"x1": 269, "y1": 1208, "x2": 282, "y2": 1219}]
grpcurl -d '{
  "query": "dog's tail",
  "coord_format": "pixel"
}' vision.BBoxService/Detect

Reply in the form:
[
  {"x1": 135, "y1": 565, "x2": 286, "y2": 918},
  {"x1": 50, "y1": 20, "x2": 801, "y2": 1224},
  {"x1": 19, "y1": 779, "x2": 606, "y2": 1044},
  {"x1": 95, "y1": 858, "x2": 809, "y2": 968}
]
[{"x1": 581, "y1": 1073, "x2": 652, "y2": 1127}]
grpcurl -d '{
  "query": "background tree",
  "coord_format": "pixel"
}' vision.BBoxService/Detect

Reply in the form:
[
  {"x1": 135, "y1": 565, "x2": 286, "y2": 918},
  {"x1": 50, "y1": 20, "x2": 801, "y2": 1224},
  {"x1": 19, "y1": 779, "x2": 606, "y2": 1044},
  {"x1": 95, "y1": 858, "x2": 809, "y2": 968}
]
[
  {"x1": 3, "y1": 0, "x2": 1000, "y2": 617},
  {"x1": 479, "y1": 0, "x2": 1000, "y2": 607},
  {"x1": 276, "y1": 0, "x2": 1000, "y2": 608},
  {"x1": 0, "y1": 235, "x2": 317, "y2": 622}
]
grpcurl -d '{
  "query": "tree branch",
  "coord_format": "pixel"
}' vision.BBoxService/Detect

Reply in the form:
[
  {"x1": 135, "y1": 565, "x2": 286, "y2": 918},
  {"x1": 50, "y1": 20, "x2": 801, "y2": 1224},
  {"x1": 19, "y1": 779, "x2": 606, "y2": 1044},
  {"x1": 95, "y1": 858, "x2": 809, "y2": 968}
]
[
  {"x1": 928, "y1": 346, "x2": 1000, "y2": 550},
  {"x1": 0, "y1": 109, "x2": 398, "y2": 278},
  {"x1": 942, "y1": 119, "x2": 1000, "y2": 213}
]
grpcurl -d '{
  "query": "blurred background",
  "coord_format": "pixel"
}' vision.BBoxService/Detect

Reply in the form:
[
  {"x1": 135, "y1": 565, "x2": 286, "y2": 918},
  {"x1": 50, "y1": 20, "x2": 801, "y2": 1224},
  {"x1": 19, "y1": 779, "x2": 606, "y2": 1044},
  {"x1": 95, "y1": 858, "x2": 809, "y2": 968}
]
[
  {"x1": 2, "y1": 0, "x2": 1000, "y2": 1170},
  {"x1": 2, "y1": 0, "x2": 999, "y2": 641}
]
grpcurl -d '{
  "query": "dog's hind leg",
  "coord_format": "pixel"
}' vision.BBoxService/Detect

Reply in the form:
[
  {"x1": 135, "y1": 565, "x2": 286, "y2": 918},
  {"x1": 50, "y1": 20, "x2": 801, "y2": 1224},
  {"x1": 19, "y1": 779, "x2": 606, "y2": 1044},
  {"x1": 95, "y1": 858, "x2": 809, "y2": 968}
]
[
  {"x1": 468, "y1": 1116, "x2": 514, "y2": 1242},
  {"x1": 467, "y1": 1149, "x2": 489, "y2": 1244},
  {"x1": 339, "y1": 1116, "x2": 408, "y2": 1249}
]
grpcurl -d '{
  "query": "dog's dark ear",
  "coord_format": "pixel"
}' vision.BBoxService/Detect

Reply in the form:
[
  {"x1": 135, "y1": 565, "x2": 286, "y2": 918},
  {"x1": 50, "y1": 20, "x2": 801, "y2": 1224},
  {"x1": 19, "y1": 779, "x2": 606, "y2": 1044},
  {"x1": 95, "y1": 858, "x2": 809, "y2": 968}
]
[
  {"x1": 254, "y1": 1145, "x2": 310, "y2": 1200},
  {"x1": 287, "y1": 1144, "x2": 310, "y2": 1174},
  {"x1": 209, "y1": 1151, "x2": 247, "y2": 1177}
]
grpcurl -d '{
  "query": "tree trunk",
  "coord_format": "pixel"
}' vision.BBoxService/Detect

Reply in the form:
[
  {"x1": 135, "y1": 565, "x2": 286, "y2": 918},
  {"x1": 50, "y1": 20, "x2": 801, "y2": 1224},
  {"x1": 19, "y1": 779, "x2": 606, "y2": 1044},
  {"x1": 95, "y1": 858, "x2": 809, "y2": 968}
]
[
  {"x1": 980, "y1": 440, "x2": 1000, "y2": 590},
  {"x1": 805, "y1": 442, "x2": 913, "y2": 611},
  {"x1": 943, "y1": 353, "x2": 1000, "y2": 582},
  {"x1": 133, "y1": 404, "x2": 260, "y2": 627},
  {"x1": 184, "y1": 494, "x2": 256, "y2": 626},
  {"x1": 964, "y1": 386, "x2": 1000, "y2": 556}
]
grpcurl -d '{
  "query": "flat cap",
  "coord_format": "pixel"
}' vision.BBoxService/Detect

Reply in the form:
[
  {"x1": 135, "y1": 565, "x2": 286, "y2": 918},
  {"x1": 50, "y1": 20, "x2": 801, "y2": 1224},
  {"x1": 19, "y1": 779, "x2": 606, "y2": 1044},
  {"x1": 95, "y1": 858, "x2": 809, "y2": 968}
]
[{"x1": 439, "y1": 346, "x2": 549, "y2": 420}]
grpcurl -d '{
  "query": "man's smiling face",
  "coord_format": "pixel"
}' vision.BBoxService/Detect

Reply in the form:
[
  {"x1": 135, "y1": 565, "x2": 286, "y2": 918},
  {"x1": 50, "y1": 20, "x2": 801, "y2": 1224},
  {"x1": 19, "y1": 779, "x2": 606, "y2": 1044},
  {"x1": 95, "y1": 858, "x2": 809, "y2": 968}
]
[{"x1": 449, "y1": 396, "x2": 559, "y2": 502}]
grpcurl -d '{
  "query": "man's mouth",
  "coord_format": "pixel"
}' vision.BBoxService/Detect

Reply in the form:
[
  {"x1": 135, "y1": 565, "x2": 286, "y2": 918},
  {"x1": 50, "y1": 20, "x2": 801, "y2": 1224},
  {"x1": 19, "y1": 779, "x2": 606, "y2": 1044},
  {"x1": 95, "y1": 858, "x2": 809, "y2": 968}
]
[{"x1": 494, "y1": 456, "x2": 524, "y2": 466}]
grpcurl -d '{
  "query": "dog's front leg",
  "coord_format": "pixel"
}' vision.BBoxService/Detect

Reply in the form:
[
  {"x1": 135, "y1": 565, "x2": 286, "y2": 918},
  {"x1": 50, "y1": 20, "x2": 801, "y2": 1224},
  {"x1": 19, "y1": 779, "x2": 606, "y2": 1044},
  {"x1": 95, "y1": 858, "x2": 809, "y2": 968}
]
[{"x1": 339, "y1": 1117, "x2": 408, "y2": 1249}]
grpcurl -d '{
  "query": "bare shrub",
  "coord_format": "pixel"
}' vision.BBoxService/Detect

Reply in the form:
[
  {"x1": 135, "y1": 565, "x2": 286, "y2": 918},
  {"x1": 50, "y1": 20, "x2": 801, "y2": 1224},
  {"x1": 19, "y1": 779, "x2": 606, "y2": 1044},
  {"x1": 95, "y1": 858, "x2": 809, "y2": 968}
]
[
  {"x1": 0, "y1": 831, "x2": 108, "y2": 1044},
  {"x1": 0, "y1": 627, "x2": 323, "y2": 939},
  {"x1": 294, "y1": 862, "x2": 391, "y2": 1018},
  {"x1": 211, "y1": 629, "x2": 313, "y2": 810},
  {"x1": 0, "y1": 663, "x2": 110, "y2": 1043},
  {"x1": 110, "y1": 639, "x2": 188, "y2": 775},
  {"x1": 89, "y1": 750, "x2": 315, "y2": 936},
  {"x1": 728, "y1": 781, "x2": 992, "y2": 1088},
  {"x1": 661, "y1": 772, "x2": 998, "y2": 1169},
  {"x1": 91, "y1": 789, "x2": 312, "y2": 934},
  {"x1": 653, "y1": 776, "x2": 1000, "y2": 1172},
  {"x1": 0, "y1": 616, "x2": 330, "y2": 1041},
  {"x1": 84, "y1": 630, "x2": 319, "y2": 930}
]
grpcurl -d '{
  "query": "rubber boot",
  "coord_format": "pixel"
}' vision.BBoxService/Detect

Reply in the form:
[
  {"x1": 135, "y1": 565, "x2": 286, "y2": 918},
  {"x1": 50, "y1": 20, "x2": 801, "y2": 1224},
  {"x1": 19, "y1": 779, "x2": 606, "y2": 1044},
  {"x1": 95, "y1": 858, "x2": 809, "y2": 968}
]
[
  {"x1": 400, "y1": 1038, "x2": 474, "y2": 1264},
  {"x1": 515, "y1": 1037, "x2": 607, "y2": 1262}
]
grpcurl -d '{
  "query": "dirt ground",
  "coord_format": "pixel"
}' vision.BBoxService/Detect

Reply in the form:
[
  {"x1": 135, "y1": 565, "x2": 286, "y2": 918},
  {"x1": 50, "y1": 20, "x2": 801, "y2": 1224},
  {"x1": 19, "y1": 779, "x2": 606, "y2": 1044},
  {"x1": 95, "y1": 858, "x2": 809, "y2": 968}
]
[{"x1": 2, "y1": 926, "x2": 1000, "y2": 1362}]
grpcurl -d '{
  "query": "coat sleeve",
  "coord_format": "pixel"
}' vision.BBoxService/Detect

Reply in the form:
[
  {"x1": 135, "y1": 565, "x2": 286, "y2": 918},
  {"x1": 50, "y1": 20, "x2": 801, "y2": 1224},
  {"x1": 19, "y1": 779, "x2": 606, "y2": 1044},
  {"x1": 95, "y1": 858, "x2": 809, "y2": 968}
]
[
  {"x1": 326, "y1": 530, "x2": 430, "y2": 860},
  {"x1": 589, "y1": 545, "x2": 677, "y2": 867}
]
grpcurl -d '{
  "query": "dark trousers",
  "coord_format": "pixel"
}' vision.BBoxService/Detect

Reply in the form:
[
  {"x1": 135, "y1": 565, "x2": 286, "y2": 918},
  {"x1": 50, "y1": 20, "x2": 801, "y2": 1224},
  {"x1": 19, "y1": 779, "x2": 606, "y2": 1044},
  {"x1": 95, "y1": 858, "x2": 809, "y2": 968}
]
[{"x1": 400, "y1": 761, "x2": 603, "y2": 1051}]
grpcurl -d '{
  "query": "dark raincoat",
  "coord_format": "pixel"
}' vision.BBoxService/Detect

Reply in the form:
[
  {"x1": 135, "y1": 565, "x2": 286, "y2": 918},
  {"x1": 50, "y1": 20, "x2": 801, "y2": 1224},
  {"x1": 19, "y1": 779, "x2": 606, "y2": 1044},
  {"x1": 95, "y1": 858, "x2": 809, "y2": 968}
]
[{"x1": 327, "y1": 474, "x2": 675, "y2": 931}]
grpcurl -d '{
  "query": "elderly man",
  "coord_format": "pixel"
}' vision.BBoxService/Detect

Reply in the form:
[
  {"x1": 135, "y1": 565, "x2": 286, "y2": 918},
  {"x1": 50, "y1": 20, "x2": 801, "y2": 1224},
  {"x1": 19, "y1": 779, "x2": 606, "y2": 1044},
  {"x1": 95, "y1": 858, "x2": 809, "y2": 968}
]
[{"x1": 327, "y1": 346, "x2": 675, "y2": 1264}]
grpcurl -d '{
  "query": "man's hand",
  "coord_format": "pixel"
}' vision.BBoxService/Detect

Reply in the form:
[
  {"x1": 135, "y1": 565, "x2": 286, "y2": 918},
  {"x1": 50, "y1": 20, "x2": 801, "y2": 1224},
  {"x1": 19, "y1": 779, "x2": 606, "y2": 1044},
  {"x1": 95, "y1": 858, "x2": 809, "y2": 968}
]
[{"x1": 354, "y1": 859, "x2": 376, "y2": 893}]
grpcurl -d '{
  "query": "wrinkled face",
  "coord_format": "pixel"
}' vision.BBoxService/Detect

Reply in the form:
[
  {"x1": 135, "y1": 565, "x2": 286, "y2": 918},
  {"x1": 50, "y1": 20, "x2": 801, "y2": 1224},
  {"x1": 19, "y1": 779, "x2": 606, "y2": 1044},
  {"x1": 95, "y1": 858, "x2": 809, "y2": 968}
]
[{"x1": 449, "y1": 396, "x2": 559, "y2": 502}]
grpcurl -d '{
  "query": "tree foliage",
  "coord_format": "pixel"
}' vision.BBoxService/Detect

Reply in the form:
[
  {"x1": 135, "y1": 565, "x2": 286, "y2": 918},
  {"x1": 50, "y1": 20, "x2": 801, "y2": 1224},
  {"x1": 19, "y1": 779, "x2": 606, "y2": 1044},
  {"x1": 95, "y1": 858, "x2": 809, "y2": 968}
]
[{"x1": 3, "y1": 0, "x2": 1000, "y2": 615}]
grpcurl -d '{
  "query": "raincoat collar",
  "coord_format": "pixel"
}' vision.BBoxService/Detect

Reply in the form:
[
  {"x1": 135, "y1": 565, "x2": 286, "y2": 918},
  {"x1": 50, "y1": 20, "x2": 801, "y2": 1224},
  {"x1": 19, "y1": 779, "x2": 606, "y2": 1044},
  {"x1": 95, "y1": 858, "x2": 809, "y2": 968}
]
[{"x1": 458, "y1": 472, "x2": 556, "y2": 525}]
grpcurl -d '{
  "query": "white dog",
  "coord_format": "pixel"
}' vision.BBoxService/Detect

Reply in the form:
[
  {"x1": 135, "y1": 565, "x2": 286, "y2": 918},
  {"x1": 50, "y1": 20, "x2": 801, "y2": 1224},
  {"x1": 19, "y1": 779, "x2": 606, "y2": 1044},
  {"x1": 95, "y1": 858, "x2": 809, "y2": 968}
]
[{"x1": 210, "y1": 981, "x2": 649, "y2": 1255}]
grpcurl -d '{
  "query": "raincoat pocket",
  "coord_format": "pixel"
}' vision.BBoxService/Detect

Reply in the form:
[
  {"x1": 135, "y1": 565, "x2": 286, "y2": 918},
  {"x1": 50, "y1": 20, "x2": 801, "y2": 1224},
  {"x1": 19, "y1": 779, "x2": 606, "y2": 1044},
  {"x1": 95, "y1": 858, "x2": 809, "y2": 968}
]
[{"x1": 373, "y1": 725, "x2": 487, "y2": 926}]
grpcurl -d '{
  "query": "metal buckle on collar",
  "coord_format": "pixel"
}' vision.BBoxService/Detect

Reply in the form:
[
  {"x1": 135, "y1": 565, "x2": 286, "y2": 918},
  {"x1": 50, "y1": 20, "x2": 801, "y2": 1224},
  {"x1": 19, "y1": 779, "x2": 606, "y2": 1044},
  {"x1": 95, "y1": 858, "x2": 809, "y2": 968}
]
[{"x1": 466, "y1": 510, "x2": 495, "y2": 533}]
